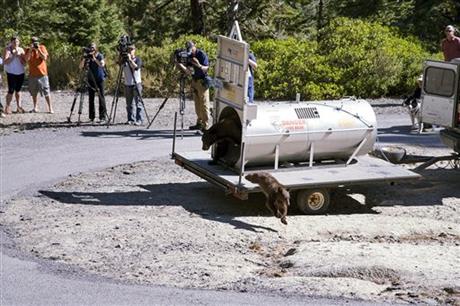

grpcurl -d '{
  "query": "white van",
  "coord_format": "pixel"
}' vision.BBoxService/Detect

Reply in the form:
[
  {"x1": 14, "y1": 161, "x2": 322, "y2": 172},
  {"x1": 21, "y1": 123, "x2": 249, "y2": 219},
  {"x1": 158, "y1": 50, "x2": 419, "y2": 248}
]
[{"x1": 421, "y1": 60, "x2": 460, "y2": 152}]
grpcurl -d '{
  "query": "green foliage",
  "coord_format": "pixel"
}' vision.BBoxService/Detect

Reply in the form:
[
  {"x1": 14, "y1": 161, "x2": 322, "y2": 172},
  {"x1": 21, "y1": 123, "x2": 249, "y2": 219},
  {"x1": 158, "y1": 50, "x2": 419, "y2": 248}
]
[
  {"x1": 1, "y1": 1, "x2": 450, "y2": 99},
  {"x1": 0, "y1": 0, "x2": 123, "y2": 50},
  {"x1": 48, "y1": 0, "x2": 123, "y2": 49},
  {"x1": 45, "y1": 19, "x2": 434, "y2": 99},
  {"x1": 318, "y1": 18, "x2": 432, "y2": 97},
  {"x1": 46, "y1": 44, "x2": 82, "y2": 90},
  {"x1": 251, "y1": 38, "x2": 343, "y2": 100},
  {"x1": 248, "y1": 18, "x2": 432, "y2": 99}
]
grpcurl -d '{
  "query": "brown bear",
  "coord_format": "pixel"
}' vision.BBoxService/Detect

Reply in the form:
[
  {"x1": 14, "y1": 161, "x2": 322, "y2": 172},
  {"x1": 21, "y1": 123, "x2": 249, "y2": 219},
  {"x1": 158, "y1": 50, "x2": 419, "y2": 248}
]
[
  {"x1": 201, "y1": 115, "x2": 242, "y2": 166},
  {"x1": 245, "y1": 172, "x2": 290, "y2": 225}
]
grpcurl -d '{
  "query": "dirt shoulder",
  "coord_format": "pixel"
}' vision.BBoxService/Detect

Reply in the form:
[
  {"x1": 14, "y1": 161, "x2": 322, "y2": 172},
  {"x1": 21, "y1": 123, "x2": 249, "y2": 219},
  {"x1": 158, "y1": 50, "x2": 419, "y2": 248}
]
[
  {"x1": 0, "y1": 90, "x2": 197, "y2": 136},
  {"x1": 1, "y1": 93, "x2": 459, "y2": 305}
]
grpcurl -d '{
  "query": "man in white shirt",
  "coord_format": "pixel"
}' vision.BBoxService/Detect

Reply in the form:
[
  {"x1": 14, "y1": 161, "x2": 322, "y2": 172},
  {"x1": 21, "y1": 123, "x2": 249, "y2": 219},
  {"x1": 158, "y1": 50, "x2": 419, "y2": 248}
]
[{"x1": 122, "y1": 44, "x2": 144, "y2": 126}]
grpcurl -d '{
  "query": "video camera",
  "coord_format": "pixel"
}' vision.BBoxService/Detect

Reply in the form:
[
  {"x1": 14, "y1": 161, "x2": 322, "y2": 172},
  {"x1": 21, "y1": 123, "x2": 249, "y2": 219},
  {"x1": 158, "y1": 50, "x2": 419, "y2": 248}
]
[
  {"x1": 117, "y1": 34, "x2": 131, "y2": 62},
  {"x1": 174, "y1": 48, "x2": 192, "y2": 65},
  {"x1": 82, "y1": 46, "x2": 95, "y2": 60}
]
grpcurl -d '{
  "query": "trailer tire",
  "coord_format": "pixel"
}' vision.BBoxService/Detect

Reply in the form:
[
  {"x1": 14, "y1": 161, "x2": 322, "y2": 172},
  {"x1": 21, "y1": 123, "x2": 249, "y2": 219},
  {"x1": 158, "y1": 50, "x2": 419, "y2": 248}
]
[{"x1": 296, "y1": 189, "x2": 330, "y2": 214}]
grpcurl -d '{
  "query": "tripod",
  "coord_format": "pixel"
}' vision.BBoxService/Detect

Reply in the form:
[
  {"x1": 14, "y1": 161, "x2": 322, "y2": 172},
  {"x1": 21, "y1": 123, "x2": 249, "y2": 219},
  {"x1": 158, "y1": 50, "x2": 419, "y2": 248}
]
[
  {"x1": 67, "y1": 60, "x2": 107, "y2": 125},
  {"x1": 178, "y1": 74, "x2": 186, "y2": 137},
  {"x1": 108, "y1": 58, "x2": 150, "y2": 126},
  {"x1": 146, "y1": 74, "x2": 187, "y2": 138}
]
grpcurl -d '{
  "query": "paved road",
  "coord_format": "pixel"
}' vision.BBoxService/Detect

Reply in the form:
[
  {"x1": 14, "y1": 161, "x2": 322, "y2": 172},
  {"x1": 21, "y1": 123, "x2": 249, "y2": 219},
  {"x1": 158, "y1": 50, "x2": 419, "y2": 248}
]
[{"x1": 0, "y1": 113, "x2": 430, "y2": 305}]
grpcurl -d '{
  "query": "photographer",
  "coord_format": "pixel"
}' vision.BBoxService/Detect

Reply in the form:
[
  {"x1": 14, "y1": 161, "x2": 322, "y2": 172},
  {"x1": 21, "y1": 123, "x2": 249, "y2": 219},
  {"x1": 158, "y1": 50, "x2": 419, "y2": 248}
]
[
  {"x1": 121, "y1": 44, "x2": 144, "y2": 125},
  {"x1": 3, "y1": 36, "x2": 26, "y2": 114},
  {"x1": 79, "y1": 42, "x2": 107, "y2": 123},
  {"x1": 176, "y1": 41, "x2": 210, "y2": 131},
  {"x1": 24, "y1": 36, "x2": 53, "y2": 113}
]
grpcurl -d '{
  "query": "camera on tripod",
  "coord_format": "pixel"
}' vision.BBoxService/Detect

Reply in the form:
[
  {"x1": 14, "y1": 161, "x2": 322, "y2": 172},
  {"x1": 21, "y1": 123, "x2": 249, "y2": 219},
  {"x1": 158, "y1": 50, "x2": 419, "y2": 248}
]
[
  {"x1": 117, "y1": 34, "x2": 132, "y2": 62},
  {"x1": 82, "y1": 46, "x2": 95, "y2": 60},
  {"x1": 174, "y1": 48, "x2": 192, "y2": 65}
]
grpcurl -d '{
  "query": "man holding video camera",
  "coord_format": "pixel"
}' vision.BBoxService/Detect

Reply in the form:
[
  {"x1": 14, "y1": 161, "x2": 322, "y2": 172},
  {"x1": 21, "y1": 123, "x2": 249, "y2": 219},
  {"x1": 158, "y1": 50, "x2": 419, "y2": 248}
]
[
  {"x1": 122, "y1": 44, "x2": 144, "y2": 125},
  {"x1": 79, "y1": 42, "x2": 107, "y2": 123},
  {"x1": 176, "y1": 41, "x2": 210, "y2": 131}
]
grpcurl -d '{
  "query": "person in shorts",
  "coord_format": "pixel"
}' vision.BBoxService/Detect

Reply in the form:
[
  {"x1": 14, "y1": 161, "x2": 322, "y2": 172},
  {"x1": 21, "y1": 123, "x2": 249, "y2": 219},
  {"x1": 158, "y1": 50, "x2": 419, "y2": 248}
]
[
  {"x1": 3, "y1": 36, "x2": 26, "y2": 114},
  {"x1": 24, "y1": 36, "x2": 53, "y2": 113}
]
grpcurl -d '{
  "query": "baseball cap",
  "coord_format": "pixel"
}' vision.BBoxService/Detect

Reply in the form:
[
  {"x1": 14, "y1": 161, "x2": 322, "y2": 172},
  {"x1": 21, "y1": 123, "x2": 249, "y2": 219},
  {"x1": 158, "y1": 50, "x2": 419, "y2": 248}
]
[
  {"x1": 445, "y1": 25, "x2": 455, "y2": 32},
  {"x1": 31, "y1": 36, "x2": 39, "y2": 42}
]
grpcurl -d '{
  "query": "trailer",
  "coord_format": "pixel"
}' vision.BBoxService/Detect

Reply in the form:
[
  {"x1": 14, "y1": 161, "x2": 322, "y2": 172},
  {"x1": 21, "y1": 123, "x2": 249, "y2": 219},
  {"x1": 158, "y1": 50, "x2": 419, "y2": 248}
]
[
  {"x1": 172, "y1": 22, "x2": 420, "y2": 214},
  {"x1": 173, "y1": 150, "x2": 419, "y2": 214}
]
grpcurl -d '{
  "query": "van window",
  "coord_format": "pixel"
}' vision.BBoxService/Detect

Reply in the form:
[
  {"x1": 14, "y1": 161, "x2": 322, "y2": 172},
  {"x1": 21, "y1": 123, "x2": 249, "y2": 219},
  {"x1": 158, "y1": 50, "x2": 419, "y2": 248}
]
[{"x1": 424, "y1": 67, "x2": 456, "y2": 97}]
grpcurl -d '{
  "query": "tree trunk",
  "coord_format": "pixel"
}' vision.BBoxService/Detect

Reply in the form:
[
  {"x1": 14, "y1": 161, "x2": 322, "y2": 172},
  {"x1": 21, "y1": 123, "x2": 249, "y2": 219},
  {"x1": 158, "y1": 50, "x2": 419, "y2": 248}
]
[
  {"x1": 317, "y1": 0, "x2": 324, "y2": 42},
  {"x1": 226, "y1": 0, "x2": 239, "y2": 35},
  {"x1": 190, "y1": 0, "x2": 205, "y2": 35}
]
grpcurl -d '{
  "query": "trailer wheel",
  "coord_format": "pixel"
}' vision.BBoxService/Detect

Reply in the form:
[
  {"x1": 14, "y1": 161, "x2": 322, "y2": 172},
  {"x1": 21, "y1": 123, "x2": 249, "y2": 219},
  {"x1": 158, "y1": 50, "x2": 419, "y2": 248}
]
[{"x1": 296, "y1": 189, "x2": 330, "y2": 214}]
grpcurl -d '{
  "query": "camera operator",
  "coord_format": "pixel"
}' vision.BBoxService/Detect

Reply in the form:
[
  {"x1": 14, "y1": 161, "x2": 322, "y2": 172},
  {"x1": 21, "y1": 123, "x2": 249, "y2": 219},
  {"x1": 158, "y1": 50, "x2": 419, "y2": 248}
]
[
  {"x1": 79, "y1": 42, "x2": 107, "y2": 123},
  {"x1": 25, "y1": 36, "x2": 53, "y2": 113},
  {"x1": 176, "y1": 40, "x2": 210, "y2": 131},
  {"x1": 121, "y1": 44, "x2": 144, "y2": 125}
]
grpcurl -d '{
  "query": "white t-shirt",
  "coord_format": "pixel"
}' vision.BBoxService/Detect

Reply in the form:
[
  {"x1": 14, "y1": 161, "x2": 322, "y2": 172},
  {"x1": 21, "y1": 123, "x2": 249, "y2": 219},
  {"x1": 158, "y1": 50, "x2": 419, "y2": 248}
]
[
  {"x1": 123, "y1": 57, "x2": 142, "y2": 86},
  {"x1": 4, "y1": 46, "x2": 25, "y2": 75}
]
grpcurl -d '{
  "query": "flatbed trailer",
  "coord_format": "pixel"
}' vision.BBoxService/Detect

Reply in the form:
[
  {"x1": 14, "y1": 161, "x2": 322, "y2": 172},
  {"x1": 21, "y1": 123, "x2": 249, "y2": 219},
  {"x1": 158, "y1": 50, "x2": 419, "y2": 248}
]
[
  {"x1": 171, "y1": 24, "x2": 420, "y2": 214},
  {"x1": 173, "y1": 150, "x2": 420, "y2": 214}
]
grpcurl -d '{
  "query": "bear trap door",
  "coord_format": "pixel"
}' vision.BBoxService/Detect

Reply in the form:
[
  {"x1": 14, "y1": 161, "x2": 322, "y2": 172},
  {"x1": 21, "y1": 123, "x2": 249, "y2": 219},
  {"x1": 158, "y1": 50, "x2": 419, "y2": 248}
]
[
  {"x1": 214, "y1": 35, "x2": 249, "y2": 113},
  {"x1": 213, "y1": 27, "x2": 254, "y2": 171}
]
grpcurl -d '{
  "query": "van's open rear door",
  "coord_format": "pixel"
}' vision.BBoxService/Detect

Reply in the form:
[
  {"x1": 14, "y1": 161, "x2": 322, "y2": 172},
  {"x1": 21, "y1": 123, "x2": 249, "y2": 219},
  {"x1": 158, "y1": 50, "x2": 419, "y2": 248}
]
[{"x1": 421, "y1": 60, "x2": 459, "y2": 128}]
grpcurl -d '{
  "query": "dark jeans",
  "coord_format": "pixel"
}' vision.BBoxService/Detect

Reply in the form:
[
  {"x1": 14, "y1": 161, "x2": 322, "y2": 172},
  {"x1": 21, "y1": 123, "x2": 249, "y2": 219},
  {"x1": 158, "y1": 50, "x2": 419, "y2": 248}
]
[{"x1": 88, "y1": 78, "x2": 106, "y2": 120}]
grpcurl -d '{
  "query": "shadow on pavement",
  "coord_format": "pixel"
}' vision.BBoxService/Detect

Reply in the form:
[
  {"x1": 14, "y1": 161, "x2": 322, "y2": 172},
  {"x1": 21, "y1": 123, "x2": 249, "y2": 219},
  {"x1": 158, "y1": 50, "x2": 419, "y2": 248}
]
[
  {"x1": 377, "y1": 125, "x2": 444, "y2": 147},
  {"x1": 349, "y1": 168, "x2": 460, "y2": 207},
  {"x1": 0, "y1": 121, "x2": 136, "y2": 132},
  {"x1": 39, "y1": 182, "x2": 277, "y2": 233},
  {"x1": 80, "y1": 128, "x2": 199, "y2": 140},
  {"x1": 38, "y1": 177, "x2": 413, "y2": 231}
]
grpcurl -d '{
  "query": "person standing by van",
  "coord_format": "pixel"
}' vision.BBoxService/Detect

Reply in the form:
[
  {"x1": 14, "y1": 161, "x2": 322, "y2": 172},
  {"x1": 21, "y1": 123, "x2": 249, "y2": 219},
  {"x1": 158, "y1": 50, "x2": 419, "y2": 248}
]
[
  {"x1": 441, "y1": 25, "x2": 460, "y2": 61},
  {"x1": 3, "y1": 36, "x2": 26, "y2": 114}
]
